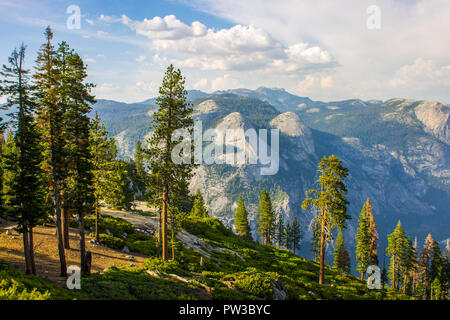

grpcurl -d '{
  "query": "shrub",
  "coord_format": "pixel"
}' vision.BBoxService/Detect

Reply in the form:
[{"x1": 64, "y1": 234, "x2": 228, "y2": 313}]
[
  {"x1": 127, "y1": 240, "x2": 157, "y2": 256},
  {"x1": 99, "y1": 234, "x2": 125, "y2": 250},
  {"x1": 234, "y1": 272, "x2": 275, "y2": 299},
  {"x1": 0, "y1": 259, "x2": 81, "y2": 300},
  {"x1": 144, "y1": 257, "x2": 179, "y2": 273}
]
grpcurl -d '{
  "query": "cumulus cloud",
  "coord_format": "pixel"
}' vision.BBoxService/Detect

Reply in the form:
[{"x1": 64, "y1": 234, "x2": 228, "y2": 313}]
[
  {"x1": 210, "y1": 74, "x2": 242, "y2": 91},
  {"x1": 390, "y1": 58, "x2": 450, "y2": 88},
  {"x1": 125, "y1": 14, "x2": 207, "y2": 40},
  {"x1": 102, "y1": 14, "x2": 335, "y2": 73},
  {"x1": 298, "y1": 75, "x2": 334, "y2": 94}
]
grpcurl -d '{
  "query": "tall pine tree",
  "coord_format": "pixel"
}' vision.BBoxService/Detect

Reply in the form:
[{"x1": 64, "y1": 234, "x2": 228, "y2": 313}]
[
  {"x1": 33, "y1": 26, "x2": 67, "y2": 277},
  {"x1": 234, "y1": 196, "x2": 251, "y2": 240},
  {"x1": 334, "y1": 228, "x2": 350, "y2": 273},
  {"x1": 146, "y1": 65, "x2": 195, "y2": 260},
  {"x1": 302, "y1": 155, "x2": 349, "y2": 284},
  {"x1": 256, "y1": 189, "x2": 275, "y2": 245},
  {"x1": 0, "y1": 44, "x2": 46, "y2": 275}
]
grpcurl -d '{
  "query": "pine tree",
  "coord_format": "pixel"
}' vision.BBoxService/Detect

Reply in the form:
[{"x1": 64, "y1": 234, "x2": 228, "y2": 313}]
[
  {"x1": 430, "y1": 240, "x2": 444, "y2": 299},
  {"x1": 355, "y1": 198, "x2": 378, "y2": 280},
  {"x1": 402, "y1": 236, "x2": 417, "y2": 295},
  {"x1": 59, "y1": 44, "x2": 96, "y2": 273},
  {"x1": 190, "y1": 190, "x2": 208, "y2": 217},
  {"x1": 366, "y1": 199, "x2": 378, "y2": 265},
  {"x1": 234, "y1": 196, "x2": 251, "y2": 240},
  {"x1": 33, "y1": 26, "x2": 67, "y2": 277},
  {"x1": 256, "y1": 189, "x2": 275, "y2": 245},
  {"x1": 417, "y1": 233, "x2": 434, "y2": 299},
  {"x1": 103, "y1": 160, "x2": 134, "y2": 210},
  {"x1": 334, "y1": 228, "x2": 350, "y2": 273},
  {"x1": 89, "y1": 112, "x2": 116, "y2": 242},
  {"x1": 310, "y1": 218, "x2": 321, "y2": 262},
  {"x1": 291, "y1": 216, "x2": 302, "y2": 254},
  {"x1": 302, "y1": 155, "x2": 349, "y2": 284},
  {"x1": 133, "y1": 140, "x2": 147, "y2": 196},
  {"x1": 284, "y1": 220, "x2": 293, "y2": 252},
  {"x1": 0, "y1": 134, "x2": 5, "y2": 219},
  {"x1": 0, "y1": 44, "x2": 46, "y2": 275},
  {"x1": 145, "y1": 64, "x2": 195, "y2": 260},
  {"x1": 274, "y1": 212, "x2": 284, "y2": 248},
  {"x1": 356, "y1": 203, "x2": 371, "y2": 280},
  {"x1": 386, "y1": 220, "x2": 407, "y2": 290}
]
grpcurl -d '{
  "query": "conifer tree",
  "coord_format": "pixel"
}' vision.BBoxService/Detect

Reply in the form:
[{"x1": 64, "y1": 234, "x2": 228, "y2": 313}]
[
  {"x1": 366, "y1": 199, "x2": 378, "y2": 265},
  {"x1": 291, "y1": 216, "x2": 302, "y2": 254},
  {"x1": 256, "y1": 189, "x2": 275, "y2": 245},
  {"x1": 60, "y1": 44, "x2": 96, "y2": 273},
  {"x1": 234, "y1": 196, "x2": 251, "y2": 240},
  {"x1": 133, "y1": 140, "x2": 147, "y2": 195},
  {"x1": 145, "y1": 65, "x2": 195, "y2": 260},
  {"x1": 310, "y1": 218, "x2": 321, "y2": 262},
  {"x1": 430, "y1": 240, "x2": 444, "y2": 299},
  {"x1": 302, "y1": 155, "x2": 349, "y2": 284},
  {"x1": 103, "y1": 160, "x2": 134, "y2": 210},
  {"x1": 334, "y1": 228, "x2": 350, "y2": 273},
  {"x1": 284, "y1": 220, "x2": 293, "y2": 251},
  {"x1": 0, "y1": 44, "x2": 46, "y2": 275},
  {"x1": 190, "y1": 190, "x2": 208, "y2": 217},
  {"x1": 89, "y1": 112, "x2": 116, "y2": 242},
  {"x1": 274, "y1": 212, "x2": 284, "y2": 248},
  {"x1": 386, "y1": 220, "x2": 407, "y2": 290},
  {"x1": 356, "y1": 203, "x2": 371, "y2": 280},
  {"x1": 402, "y1": 236, "x2": 417, "y2": 294},
  {"x1": 417, "y1": 233, "x2": 434, "y2": 299},
  {"x1": 33, "y1": 26, "x2": 67, "y2": 276}
]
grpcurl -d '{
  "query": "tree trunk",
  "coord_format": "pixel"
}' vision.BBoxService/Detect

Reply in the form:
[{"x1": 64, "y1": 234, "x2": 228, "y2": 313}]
[
  {"x1": 95, "y1": 199, "x2": 100, "y2": 243},
  {"x1": 62, "y1": 203, "x2": 70, "y2": 249},
  {"x1": 360, "y1": 272, "x2": 364, "y2": 281},
  {"x1": 79, "y1": 210, "x2": 86, "y2": 273},
  {"x1": 392, "y1": 257, "x2": 396, "y2": 289},
  {"x1": 161, "y1": 184, "x2": 168, "y2": 260},
  {"x1": 54, "y1": 186, "x2": 67, "y2": 277},
  {"x1": 319, "y1": 216, "x2": 326, "y2": 285},
  {"x1": 29, "y1": 229, "x2": 36, "y2": 275},
  {"x1": 22, "y1": 230, "x2": 31, "y2": 275},
  {"x1": 171, "y1": 228, "x2": 175, "y2": 260}
]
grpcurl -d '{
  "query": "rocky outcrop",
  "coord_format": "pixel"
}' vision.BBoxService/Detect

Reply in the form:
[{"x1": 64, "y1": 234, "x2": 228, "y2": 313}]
[{"x1": 414, "y1": 101, "x2": 450, "y2": 145}]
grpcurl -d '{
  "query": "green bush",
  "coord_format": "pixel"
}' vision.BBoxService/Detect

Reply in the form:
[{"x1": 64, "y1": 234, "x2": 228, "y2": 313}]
[
  {"x1": 144, "y1": 257, "x2": 179, "y2": 273},
  {"x1": 234, "y1": 272, "x2": 275, "y2": 299},
  {"x1": 0, "y1": 259, "x2": 82, "y2": 300},
  {"x1": 99, "y1": 233, "x2": 125, "y2": 250},
  {"x1": 127, "y1": 240, "x2": 157, "y2": 256}
]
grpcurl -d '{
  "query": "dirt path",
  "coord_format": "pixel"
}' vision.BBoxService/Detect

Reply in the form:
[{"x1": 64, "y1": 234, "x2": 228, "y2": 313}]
[{"x1": 0, "y1": 222, "x2": 147, "y2": 286}]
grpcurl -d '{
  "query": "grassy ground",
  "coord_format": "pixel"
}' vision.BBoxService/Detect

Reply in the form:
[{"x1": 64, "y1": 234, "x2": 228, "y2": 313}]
[{"x1": 0, "y1": 213, "x2": 410, "y2": 300}]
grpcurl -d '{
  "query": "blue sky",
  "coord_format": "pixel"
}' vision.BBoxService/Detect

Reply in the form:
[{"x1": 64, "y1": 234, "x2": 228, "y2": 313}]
[{"x1": 1, "y1": 0, "x2": 449, "y2": 104}]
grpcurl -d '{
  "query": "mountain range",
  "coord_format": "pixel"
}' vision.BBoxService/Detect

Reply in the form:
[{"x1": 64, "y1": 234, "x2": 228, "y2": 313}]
[{"x1": 48, "y1": 88, "x2": 450, "y2": 264}]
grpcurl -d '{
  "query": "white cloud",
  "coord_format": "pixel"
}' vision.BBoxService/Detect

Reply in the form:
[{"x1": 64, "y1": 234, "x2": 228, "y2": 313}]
[
  {"x1": 124, "y1": 14, "x2": 207, "y2": 40},
  {"x1": 210, "y1": 74, "x2": 242, "y2": 91},
  {"x1": 193, "y1": 78, "x2": 209, "y2": 90},
  {"x1": 297, "y1": 75, "x2": 334, "y2": 94},
  {"x1": 105, "y1": 14, "x2": 334, "y2": 73},
  {"x1": 96, "y1": 30, "x2": 108, "y2": 37},
  {"x1": 84, "y1": 57, "x2": 96, "y2": 63},
  {"x1": 390, "y1": 58, "x2": 450, "y2": 88},
  {"x1": 186, "y1": 0, "x2": 450, "y2": 102},
  {"x1": 86, "y1": 19, "x2": 95, "y2": 25},
  {"x1": 136, "y1": 55, "x2": 147, "y2": 63}
]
